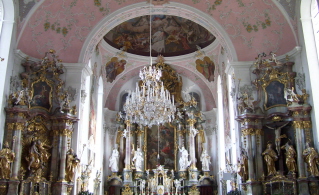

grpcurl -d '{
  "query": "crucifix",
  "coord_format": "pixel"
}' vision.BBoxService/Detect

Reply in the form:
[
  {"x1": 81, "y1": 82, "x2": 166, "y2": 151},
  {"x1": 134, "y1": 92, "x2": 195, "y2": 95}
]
[{"x1": 265, "y1": 121, "x2": 290, "y2": 155}]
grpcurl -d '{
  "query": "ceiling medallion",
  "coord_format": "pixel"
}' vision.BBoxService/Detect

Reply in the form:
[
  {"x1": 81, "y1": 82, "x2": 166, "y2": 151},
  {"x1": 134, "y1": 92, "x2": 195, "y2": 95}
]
[{"x1": 146, "y1": 0, "x2": 170, "y2": 6}]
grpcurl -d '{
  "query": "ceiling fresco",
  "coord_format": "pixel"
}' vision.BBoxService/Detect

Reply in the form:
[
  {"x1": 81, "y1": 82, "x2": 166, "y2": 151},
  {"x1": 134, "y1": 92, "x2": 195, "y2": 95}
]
[{"x1": 103, "y1": 15, "x2": 215, "y2": 57}]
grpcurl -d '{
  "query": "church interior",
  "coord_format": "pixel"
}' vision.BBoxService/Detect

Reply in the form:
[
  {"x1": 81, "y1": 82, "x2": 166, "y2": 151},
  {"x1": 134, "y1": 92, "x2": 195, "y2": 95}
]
[{"x1": 1, "y1": 0, "x2": 319, "y2": 194}]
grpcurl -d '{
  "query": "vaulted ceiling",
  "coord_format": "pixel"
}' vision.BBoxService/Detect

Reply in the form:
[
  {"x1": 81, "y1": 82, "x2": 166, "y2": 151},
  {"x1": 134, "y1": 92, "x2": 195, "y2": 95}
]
[{"x1": 17, "y1": 0, "x2": 299, "y2": 110}]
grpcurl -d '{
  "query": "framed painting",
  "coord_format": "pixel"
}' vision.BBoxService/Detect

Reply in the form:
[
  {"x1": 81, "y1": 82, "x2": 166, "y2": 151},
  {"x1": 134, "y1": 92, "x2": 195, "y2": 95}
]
[
  {"x1": 145, "y1": 124, "x2": 176, "y2": 170},
  {"x1": 264, "y1": 80, "x2": 287, "y2": 110},
  {"x1": 30, "y1": 79, "x2": 53, "y2": 111}
]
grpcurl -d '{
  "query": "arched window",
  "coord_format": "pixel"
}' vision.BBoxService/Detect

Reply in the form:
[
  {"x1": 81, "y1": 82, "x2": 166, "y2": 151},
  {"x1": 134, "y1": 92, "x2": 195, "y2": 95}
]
[{"x1": 120, "y1": 93, "x2": 128, "y2": 113}]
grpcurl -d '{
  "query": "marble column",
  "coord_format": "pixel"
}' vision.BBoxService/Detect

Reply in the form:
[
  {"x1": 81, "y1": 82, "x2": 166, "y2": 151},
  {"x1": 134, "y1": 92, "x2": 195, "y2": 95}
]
[
  {"x1": 237, "y1": 115, "x2": 263, "y2": 195},
  {"x1": 52, "y1": 116, "x2": 77, "y2": 195},
  {"x1": 289, "y1": 105, "x2": 312, "y2": 195},
  {"x1": 5, "y1": 107, "x2": 29, "y2": 195},
  {"x1": 123, "y1": 121, "x2": 132, "y2": 184},
  {"x1": 187, "y1": 117, "x2": 197, "y2": 170}
]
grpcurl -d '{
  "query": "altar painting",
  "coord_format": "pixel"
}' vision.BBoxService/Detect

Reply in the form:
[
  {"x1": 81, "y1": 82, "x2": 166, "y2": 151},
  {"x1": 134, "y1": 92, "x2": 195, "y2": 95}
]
[
  {"x1": 264, "y1": 80, "x2": 287, "y2": 110},
  {"x1": 30, "y1": 80, "x2": 52, "y2": 111},
  {"x1": 146, "y1": 124, "x2": 175, "y2": 170}
]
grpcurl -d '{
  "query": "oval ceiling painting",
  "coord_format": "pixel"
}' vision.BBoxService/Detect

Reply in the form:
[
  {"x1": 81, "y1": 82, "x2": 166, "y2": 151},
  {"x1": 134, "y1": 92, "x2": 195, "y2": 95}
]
[{"x1": 103, "y1": 15, "x2": 216, "y2": 57}]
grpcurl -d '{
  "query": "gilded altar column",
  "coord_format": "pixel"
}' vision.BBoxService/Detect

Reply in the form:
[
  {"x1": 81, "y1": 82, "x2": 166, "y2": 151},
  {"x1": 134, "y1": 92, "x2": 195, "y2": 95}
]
[
  {"x1": 187, "y1": 112, "x2": 199, "y2": 185},
  {"x1": 238, "y1": 116, "x2": 263, "y2": 195},
  {"x1": 52, "y1": 116, "x2": 77, "y2": 195},
  {"x1": 123, "y1": 120, "x2": 132, "y2": 184},
  {"x1": 242, "y1": 128, "x2": 255, "y2": 180},
  {"x1": 254, "y1": 119, "x2": 264, "y2": 180},
  {"x1": 289, "y1": 105, "x2": 312, "y2": 194},
  {"x1": 187, "y1": 116, "x2": 197, "y2": 170},
  {"x1": 5, "y1": 108, "x2": 29, "y2": 195},
  {"x1": 116, "y1": 116, "x2": 125, "y2": 171},
  {"x1": 174, "y1": 113, "x2": 185, "y2": 172}
]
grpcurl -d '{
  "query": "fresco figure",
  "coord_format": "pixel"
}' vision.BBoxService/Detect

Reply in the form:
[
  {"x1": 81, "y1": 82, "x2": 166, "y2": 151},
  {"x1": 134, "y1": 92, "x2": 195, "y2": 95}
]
[
  {"x1": 105, "y1": 58, "x2": 126, "y2": 83},
  {"x1": 196, "y1": 57, "x2": 215, "y2": 82}
]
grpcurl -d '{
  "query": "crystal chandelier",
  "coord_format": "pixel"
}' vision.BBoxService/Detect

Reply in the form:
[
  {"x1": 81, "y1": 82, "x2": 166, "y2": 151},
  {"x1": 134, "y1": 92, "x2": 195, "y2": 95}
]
[
  {"x1": 123, "y1": 63, "x2": 176, "y2": 127},
  {"x1": 122, "y1": 0, "x2": 176, "y2": 127}
]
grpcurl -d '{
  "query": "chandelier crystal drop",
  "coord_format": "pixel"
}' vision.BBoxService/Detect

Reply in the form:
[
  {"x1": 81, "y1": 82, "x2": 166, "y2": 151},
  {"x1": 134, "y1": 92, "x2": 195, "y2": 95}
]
[{"x1": 123, "y1": 65, "x2": 176, "y2": 127}]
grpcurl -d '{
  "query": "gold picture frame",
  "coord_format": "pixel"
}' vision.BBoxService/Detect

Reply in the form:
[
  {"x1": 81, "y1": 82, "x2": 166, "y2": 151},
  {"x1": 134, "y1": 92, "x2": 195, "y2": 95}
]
[
  {"x1": 263, "y1": 79, "x2": 287, "y2": 110},
  {"x1": 30, "y1": 77, "x2": 53, "y2": 112},
  {"x1": 144, "y1": 123, "x2": 177, "y2": 171}
]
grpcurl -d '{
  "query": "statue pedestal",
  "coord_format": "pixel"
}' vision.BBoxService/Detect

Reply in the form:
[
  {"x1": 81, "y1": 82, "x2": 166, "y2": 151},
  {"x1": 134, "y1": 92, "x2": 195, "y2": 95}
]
[
  {"x1": 7, "y1": 180, "x2": 19, "y2": 195},
  {"x1": 123, "y1": 169, "x2": 132, "y2": 185},
  {"x1": 178, "y1": 171, "x2": 187, "y2": 180},
  {"x1": 134, "y1": 171, "x2": 143, "y2": 180},
  {"x1": 188, "y1": 169, "x2": 199, "y2": 185},
  {"x1": 52, "y1": 181, "x2": 69, "y2": 195},
  {"x1": 308, "y1": 177, "x2": 319, "y2": 195},
  {"x1": 246, "y1": 180, "x2": 262, "y2": 195},
  {"x1": 0, "y1": 179, "x2": 8, "y2": 195}
]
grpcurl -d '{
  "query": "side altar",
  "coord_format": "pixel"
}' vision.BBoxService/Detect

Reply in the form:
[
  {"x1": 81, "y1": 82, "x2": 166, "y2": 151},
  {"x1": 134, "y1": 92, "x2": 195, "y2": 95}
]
[{"x1": 234, "y1": 53, "x2": 319, "y2": 195}]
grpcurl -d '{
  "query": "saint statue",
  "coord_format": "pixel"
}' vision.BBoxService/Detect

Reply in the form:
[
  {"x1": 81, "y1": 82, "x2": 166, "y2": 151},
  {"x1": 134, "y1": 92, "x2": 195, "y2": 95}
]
[
  {"x1": 65, "y1": 148, "x2": 80, "y2": 182},
  {"x1": 237, "y1": 149, "x2": 248, "y2": 180},
  {"x1": 303, "y1": 142, "x2": 319, "y2": 177},
  {"x1": 262, "y1": 143, "x2": 278, "y2": 176},
  {"x1": 179, "y1": 146, "x2": 191, "y2": 171},
  {"x1": 200, "y1": 149, "x2": 211, "y2": 171},
  {"x1": 0, "y1": 142, "x2": 15, "y2": 179},
  {"x1": 109, "y1": 147, "x2": 119, "y2": 172},
  {"x1": 281, "y1": 142, "x2": 297, "y2": 173},
  {"x1": 132, "y1": 147, "x2": 144, "y2": 171}
]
